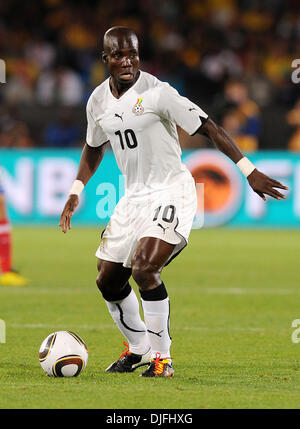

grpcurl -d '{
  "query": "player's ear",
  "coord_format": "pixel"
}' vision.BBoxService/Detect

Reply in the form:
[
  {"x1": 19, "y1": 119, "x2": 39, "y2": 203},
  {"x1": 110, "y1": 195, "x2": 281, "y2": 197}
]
[{"x1": 102, "y1": 52, "x2": 108, "y2": 64}]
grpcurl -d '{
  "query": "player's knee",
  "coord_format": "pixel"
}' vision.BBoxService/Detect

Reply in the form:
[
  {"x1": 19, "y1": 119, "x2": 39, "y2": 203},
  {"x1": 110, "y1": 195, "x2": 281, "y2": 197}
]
[
  {"x1": 96, "y1": 270, "x2": 108, "y2": 293},
  {"x1": 96, "y1": 269, "x2": 114, "y2": 296},
  {"x1": 131, "y1": 257, "x2": 160, "y2": 290},
  {"x1": 96, "y1": 269, "x2": 128, "y2": 301}
]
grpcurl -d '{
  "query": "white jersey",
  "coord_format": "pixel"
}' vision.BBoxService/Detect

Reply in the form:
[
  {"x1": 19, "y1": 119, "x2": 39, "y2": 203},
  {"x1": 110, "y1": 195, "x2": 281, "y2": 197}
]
[{"x1": 86, "y1": 70, "x2": 208, "y2": 199}]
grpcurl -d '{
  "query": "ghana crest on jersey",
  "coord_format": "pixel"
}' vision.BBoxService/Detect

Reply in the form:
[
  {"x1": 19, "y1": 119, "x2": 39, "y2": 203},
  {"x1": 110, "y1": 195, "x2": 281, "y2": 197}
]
[{"x1": 132, "y1": 97, "x2": 144, "y2": 115}]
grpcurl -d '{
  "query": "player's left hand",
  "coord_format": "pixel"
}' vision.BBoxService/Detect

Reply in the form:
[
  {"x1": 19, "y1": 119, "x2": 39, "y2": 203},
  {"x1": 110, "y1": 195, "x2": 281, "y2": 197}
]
[{"x1": 247, "y1": 169, "x2": 288, "y2": 201}]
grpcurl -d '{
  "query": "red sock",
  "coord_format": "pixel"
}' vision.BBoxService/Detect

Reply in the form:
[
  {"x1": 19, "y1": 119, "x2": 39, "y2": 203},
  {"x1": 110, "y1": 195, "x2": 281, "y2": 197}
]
[{"x1": 0, "y1": 219, "x2": 12, "y2": 273}]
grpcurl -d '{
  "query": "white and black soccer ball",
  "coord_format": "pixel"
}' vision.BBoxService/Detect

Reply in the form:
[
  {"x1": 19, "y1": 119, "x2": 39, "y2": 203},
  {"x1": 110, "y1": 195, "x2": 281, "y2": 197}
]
[{"x1": 39, "y1": 331, "x2": 88, "y2": 377}]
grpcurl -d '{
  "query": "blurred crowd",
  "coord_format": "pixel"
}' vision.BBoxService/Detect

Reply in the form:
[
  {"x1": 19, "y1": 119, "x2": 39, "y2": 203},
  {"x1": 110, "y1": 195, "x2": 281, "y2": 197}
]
[{"x1": 0, "y1": 0, "x2": 300, "y2": 149}]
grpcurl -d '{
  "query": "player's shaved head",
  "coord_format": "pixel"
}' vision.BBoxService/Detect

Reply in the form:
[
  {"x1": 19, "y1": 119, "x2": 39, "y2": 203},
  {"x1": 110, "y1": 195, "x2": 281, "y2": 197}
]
[
  {"x1": 103, "y1": 26, "x2": 138, "y2": 53},
  {"x1": 102, "y1": 26, "x2": 140, "y2": 93}
]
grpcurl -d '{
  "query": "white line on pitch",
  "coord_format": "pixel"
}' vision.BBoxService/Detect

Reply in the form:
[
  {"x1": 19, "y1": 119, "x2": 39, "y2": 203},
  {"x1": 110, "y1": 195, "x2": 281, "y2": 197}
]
[
  {"x1": 193, "y1": 288, "x2": 298, "y2": 295},
  {"x1": 1, "y1": 287, "x2": 299, "y2": 295},
  {"x1": 8, "y1": 323, "x2": 266, "y2": 332}
]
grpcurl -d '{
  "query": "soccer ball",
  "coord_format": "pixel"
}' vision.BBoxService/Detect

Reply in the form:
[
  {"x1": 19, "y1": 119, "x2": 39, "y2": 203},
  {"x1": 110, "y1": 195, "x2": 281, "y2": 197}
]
[{"x1": 39, "y1": 331, "x2": 88, "y2": 377}]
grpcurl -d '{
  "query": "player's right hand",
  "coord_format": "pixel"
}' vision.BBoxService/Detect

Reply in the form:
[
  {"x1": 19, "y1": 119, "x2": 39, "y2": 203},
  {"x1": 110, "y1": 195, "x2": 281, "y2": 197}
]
[{"x1": 59, "y1": 195, "x2": 79, "y2": 233}]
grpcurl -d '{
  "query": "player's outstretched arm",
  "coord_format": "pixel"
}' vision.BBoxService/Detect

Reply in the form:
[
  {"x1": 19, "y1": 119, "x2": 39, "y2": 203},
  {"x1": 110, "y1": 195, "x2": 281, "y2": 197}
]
[
  {"x1": 59, "y1": 143, "x2": 107, "y2": 233},
  {"x1": 198, "y1": 118, "x2": 288, "y2": 201}
]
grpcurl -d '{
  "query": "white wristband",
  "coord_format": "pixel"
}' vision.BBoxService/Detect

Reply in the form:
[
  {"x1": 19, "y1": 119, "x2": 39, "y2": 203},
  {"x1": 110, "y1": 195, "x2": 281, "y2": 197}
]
[
  {"x1": 69, "y1": 180, "x2": 84, "y2": 196},
  {"x1": 236, "y1": 157, "x2": 256, "y2": 178}
]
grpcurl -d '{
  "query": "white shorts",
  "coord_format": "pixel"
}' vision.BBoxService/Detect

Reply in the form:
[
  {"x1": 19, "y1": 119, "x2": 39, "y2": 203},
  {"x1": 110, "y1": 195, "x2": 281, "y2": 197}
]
[{"x1": 96, "y1": 175, "x2": 197, "y2": 268}]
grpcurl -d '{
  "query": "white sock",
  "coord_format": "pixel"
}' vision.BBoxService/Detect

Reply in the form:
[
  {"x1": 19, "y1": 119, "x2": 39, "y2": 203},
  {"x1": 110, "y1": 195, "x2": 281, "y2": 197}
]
[
  {"x1": 105, "y1": 289, "x2": 150, "y2": 355},
  {"x1": 141, "y1": 297, "x2": 171, "y2": 360}
]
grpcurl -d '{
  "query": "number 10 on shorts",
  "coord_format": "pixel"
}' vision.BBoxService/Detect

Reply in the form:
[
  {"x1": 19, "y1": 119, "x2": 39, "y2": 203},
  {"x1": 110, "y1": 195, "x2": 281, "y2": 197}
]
[{"x1": 153, "y1": 205, "x2": 176, "y2": 223}]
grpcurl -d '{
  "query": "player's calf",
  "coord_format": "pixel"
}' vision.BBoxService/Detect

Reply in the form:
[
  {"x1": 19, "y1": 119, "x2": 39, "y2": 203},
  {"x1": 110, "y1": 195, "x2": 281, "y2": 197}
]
[{"x1": 96, "y1": 260, "x2": 151, "y2": 364}]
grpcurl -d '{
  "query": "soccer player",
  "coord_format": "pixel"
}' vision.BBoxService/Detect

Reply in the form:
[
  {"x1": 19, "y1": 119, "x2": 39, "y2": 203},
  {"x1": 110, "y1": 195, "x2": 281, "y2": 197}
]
[
  {"x1": 0, "y1": 171, "x2": 28, "y2": 286},
  {"x1": 59, "y1": 27, "x2": 287, "y2": 377}
]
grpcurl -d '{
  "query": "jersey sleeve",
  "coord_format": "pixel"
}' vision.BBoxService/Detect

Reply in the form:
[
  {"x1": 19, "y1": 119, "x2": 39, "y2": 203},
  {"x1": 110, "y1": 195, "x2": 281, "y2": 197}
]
[
  {"x1": 86, "y1": 96, "x2": 108, "y2": 147},
  {"x1": 156, "y1": 83, "x2": 209, "y2": 135}
]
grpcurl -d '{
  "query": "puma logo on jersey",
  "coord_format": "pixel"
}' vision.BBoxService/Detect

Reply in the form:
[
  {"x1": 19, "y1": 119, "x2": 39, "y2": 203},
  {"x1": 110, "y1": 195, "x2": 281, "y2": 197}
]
[
  {"x1": 147, "y1": 329, "x2": 164, "y2": 337},
  {"x1": 158, "y1": 223, "x2": 169, "y2": 234},
  {"x1": 115, "y1": 112, "x2": 124, "y2": 121},
  {"x1": 188, "y1": 107, "x2": 197, "y2": 112}
]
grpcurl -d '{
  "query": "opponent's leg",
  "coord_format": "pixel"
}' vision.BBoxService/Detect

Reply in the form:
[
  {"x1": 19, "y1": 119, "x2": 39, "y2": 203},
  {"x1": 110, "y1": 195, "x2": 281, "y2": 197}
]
[
  {"x1": 0, "y1": 194, "x2": 28, "y2": 287},
  {"x1": 96, "y1": 259, "x2": 150, "y2": 372},
  {"x1": 0, "y1": 194, "x2": 12, "y2": 273},
  {"x1": 131, "y1": 237, "x2": 175, "y2": 377}
]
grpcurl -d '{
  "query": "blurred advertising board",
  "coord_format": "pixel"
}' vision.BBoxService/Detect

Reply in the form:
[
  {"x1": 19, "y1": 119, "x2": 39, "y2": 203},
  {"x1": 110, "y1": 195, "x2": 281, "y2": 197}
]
[{"x1": 0, "y1": 148, "x2": 297, "y2": 228}]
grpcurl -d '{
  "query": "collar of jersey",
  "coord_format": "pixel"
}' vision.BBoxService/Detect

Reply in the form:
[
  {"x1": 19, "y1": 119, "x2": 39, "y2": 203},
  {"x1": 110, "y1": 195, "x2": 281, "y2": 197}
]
[{"x1": 107, "y1": 70, "x2": 142, "y2": 101}]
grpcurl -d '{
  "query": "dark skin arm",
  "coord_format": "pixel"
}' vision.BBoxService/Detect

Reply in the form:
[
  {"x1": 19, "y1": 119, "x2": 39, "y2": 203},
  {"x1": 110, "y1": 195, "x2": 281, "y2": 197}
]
[
  {"x1": 198, "y1": 118, "x2": 288, "y2": 200},
  {"x1": 59, "y1": 143, "x2": 107, "y2": 233}
]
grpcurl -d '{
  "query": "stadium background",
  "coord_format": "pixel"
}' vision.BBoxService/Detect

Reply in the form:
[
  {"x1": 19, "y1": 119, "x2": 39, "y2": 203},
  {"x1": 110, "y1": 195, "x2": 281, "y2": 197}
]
[
  {"x1": 0, "y1": 0, "x2": 300, "y2": 226},
  {"x1": 1, "y1": 0, "x2": 300, "y2": 411},
  {"x1": 1, "y1": 0, "x2": 300, "y2": 227}
]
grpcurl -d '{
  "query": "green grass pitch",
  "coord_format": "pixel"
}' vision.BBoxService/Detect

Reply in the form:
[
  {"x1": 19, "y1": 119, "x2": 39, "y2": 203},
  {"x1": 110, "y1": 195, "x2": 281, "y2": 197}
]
[{"x1": 0, "y1": 226, "x2": 300, "y2": 409}]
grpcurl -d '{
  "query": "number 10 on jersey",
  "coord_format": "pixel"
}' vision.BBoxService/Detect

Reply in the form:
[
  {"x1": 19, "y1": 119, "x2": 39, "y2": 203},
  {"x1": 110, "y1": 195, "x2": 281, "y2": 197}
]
[{"x1": 115, "y1": 129, "x2": 138, "y2": 150}]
